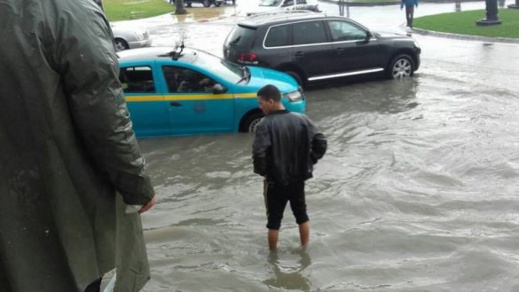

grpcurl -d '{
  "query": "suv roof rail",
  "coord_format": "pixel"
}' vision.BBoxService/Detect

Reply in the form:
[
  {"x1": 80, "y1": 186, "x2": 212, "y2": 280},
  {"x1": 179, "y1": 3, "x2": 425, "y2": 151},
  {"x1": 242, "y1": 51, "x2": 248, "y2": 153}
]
[
  {"x1": 243, "y1": 10, "x2": 324, "y2": 24},
  {"x1": 246, "y1": 9, "x2": 316, "y2": 18}
]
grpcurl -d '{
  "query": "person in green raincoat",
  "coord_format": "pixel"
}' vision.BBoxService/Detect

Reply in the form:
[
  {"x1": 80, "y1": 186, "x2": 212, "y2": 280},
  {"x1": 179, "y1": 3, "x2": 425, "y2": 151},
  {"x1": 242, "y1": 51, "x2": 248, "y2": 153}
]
[{"x1": 0, "y1": 0, "x2": 156, "y2": 291}]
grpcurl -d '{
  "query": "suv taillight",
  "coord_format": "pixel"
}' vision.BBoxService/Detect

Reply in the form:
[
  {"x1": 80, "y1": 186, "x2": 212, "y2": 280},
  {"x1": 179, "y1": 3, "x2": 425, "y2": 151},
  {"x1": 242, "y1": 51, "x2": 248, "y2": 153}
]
[{"x1": 237, "y1": 52, "x2": 258, "y2": 65}]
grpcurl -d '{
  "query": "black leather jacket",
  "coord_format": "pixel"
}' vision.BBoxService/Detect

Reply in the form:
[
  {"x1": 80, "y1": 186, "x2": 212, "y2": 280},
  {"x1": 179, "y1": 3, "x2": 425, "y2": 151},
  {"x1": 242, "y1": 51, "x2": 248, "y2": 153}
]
[{"x1": 252, "y1": 110, "x2": 327, "y2": 185}]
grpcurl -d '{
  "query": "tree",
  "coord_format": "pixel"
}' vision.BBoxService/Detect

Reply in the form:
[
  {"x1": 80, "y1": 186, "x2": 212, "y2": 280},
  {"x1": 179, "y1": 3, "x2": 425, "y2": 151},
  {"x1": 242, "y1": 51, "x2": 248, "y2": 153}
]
[
  {"x1": 476, "y1": 0, "x2": 502, "y2": 25},
  {"x1": 173, "y1": 0, "x2": 188, "y2": 15}
]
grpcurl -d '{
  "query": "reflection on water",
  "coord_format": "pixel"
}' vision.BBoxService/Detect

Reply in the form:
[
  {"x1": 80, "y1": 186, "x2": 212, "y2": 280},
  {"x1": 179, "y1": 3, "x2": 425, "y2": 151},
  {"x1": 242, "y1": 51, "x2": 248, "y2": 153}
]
[
  {"x1": 263, "y1": 251, "x2": 312, "y2": 291},
  {"x1": 169, "y1": 5, "x2": 237, "y2": 23}
]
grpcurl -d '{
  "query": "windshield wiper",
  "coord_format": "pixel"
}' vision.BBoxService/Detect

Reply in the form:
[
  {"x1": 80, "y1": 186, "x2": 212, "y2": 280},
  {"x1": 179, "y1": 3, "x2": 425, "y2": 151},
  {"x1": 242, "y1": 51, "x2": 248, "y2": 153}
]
[
  {"x1": 229, "y1": 36, "x2": 241, "y2": 45},
  {"x1": 236, "y1": 66, "x2": 249, "y2": 84}
]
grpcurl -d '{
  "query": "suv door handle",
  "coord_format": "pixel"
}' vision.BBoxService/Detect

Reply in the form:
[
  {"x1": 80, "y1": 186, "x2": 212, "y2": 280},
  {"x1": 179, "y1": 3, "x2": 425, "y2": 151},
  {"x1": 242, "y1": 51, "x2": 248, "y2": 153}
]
[
  {"x1": 294, "y1": 51, "x2": 304, "y2": 57},
  {"x1": 335, "y1": 48, "x2": 344, "y2": 54},
  {"x1": 170, "y1": 101, "x2": 181, "y2": 107}
]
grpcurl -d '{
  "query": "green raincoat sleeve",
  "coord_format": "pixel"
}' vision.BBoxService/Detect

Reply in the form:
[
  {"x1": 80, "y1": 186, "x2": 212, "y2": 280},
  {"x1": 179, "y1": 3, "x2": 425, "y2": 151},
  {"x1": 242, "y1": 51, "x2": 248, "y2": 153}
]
[
  {"x1": 0, "y1": 1, "x2": 154, "y2": 291},
  {"x1": 44, "y1": 2, "x2": 154, "y2": 205}
]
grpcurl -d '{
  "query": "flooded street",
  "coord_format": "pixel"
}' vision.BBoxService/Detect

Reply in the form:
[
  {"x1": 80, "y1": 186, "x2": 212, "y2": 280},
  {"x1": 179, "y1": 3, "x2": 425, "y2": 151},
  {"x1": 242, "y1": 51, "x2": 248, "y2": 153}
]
[{"x1": 133, "y1": 2, "x2": 519, "y2": 291}]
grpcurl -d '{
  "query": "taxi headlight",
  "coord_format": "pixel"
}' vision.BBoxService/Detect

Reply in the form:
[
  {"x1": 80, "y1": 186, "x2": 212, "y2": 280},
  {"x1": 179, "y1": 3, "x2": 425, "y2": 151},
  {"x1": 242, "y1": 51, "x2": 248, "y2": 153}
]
[{"x1": 284, "y1": 90, "x2": 302, "y2": 102}]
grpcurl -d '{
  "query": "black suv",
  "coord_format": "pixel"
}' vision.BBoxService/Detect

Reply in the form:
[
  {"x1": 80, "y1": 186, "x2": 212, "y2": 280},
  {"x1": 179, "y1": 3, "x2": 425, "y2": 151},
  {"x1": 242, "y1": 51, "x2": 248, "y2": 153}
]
[{"x1": 223, "y1": 11, "x2": 421, "y2": 86}]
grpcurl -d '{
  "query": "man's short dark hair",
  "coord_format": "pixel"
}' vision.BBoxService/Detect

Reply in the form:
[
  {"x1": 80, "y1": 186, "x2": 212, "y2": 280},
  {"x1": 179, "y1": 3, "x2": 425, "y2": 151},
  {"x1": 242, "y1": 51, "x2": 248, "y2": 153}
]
[{"x1": 257, "y1": 84, "x2": 281, "y2": 102}]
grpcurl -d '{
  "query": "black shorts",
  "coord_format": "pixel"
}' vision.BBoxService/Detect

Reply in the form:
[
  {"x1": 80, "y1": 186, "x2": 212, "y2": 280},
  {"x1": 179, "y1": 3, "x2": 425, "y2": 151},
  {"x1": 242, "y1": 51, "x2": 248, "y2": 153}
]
[{"x1": 263, "y1": 180, "x2": 309, "y2": 230}]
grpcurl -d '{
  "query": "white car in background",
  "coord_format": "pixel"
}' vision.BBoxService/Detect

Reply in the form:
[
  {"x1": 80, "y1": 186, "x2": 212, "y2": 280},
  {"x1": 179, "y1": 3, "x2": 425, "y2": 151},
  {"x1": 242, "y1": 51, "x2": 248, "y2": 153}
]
[
  {"x1": 92, "y1": 0, "x2": 151, "y2": 51},
  {"x1": 111, "y1": 25, "x2": 152, "y2": 51},
  {"x1": 246, "y1": 0, "x2": 319, "y2": 16}
]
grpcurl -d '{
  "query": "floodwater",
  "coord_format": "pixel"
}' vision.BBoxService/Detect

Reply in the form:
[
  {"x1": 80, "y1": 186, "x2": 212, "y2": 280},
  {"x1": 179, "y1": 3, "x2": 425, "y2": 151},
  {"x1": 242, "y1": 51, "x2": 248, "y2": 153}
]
[{"x1": 136, "y1": 2, "x2": 519, "y2": 291}]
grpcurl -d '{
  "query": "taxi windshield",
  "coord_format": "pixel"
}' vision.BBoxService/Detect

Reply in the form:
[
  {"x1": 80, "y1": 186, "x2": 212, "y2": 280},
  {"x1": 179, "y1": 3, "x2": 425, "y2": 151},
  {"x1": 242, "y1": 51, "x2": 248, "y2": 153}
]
[{"x1": 193, "y1": 51, "x2": 244, "y2": 83}]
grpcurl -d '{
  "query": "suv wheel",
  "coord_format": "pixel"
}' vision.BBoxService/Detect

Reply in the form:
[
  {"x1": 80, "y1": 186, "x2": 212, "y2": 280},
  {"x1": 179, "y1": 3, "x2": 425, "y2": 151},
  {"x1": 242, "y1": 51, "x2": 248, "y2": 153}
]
[
  {"x1": 285, "y1": 70, "x2": 303, "y2": 86},
  {"x1": 240, "y1": 111, "x2": 264, "y2": 133},
  {"x1": 203, "y1": 0, "x2": 211, "y2": 7},
  {"x1": 387, "y1": 54, "x2": 414, "y2": 79}
]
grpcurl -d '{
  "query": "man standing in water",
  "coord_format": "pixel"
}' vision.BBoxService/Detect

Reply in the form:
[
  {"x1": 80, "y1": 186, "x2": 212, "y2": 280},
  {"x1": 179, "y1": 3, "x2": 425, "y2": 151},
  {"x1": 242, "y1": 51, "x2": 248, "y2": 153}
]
[
  {"x1": 0, "y1": 0, "x2": 155, "y2": 291},
  {"x1": 252, "y1": 85, "x2": 327, "y2": 251}
]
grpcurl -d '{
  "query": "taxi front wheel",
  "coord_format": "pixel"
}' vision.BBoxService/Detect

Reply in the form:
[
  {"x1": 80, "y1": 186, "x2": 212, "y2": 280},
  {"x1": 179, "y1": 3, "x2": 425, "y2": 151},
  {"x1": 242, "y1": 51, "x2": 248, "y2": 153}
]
[{"x1": 240, "y1": 112, "x2": 264, "y2": 133}]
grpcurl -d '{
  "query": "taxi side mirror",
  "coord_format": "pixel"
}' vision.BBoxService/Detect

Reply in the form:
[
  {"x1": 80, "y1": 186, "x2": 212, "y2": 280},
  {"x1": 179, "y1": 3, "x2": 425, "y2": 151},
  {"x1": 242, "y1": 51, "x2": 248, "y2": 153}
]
[{"x1": 213, "y1": 84, "x2": 227, "y2": 94}]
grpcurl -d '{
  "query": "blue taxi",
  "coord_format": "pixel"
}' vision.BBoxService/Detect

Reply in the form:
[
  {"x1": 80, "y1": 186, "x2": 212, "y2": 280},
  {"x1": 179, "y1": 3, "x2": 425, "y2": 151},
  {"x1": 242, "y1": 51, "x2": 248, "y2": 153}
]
[{"x1": 117, "y1": 46, "x2": 306, "y2": 138}]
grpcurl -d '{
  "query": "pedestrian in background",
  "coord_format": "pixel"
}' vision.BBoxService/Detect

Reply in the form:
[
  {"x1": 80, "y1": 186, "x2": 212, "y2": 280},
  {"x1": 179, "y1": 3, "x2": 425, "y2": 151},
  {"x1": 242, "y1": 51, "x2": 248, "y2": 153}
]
[
  {"x1": 0, "y1": 0, "x2": 155, "y2": 291},
  {"x1": 252, "y1": 85, "x2": 327, "y2": 251},
  {"x1": 401, "y1": 0, "x2": 419, "y2": 28}
]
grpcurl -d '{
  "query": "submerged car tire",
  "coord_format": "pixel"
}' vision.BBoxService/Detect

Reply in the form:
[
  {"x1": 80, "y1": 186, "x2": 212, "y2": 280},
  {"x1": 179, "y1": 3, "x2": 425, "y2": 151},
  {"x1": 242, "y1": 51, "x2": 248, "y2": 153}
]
[
  {"x1": 240, "y1": 111, "x2": 264, "y2": 133},
  {"x1": 215, "y1": 1, "x2": 222, "y2": 6},
  {"x1": 114, "y1": 38, "x2": 129, "y2": 51},
  {"x1": 387, "y1": 54, "x2": 415, "y2": 79},
  {"x1": 203, "y1": 0, "x2": 211, "y2": 7}
]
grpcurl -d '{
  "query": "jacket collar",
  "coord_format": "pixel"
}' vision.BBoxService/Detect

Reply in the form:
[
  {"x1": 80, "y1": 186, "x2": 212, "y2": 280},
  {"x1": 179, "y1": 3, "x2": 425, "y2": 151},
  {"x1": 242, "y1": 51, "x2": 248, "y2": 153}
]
[{"x1": 269, "y1": 109, "x2": 289, "y2": 115}]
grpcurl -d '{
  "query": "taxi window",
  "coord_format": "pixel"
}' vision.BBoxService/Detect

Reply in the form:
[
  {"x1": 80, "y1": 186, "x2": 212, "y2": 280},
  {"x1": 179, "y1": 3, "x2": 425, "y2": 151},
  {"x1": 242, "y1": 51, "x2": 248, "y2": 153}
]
[
  {"x1": 163, "y1": 66, "x2": 215, "y2": 93},
  {"x1": 119, "y1": 66, "x2": 155, "y2": 93}
]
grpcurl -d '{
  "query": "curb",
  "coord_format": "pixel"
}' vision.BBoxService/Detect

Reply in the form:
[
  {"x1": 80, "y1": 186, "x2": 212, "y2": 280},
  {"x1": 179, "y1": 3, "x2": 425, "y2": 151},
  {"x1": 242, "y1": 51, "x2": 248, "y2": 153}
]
[{"x1": 410, "y1": 26, "x2": 519, "y2": 44}]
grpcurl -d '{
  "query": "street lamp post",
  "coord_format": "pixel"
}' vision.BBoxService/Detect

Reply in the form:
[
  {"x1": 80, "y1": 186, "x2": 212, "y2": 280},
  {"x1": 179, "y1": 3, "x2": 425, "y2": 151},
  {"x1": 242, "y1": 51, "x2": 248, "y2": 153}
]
[{"x1": 476, "y1": 0, "x2": 502, "y2": 26}]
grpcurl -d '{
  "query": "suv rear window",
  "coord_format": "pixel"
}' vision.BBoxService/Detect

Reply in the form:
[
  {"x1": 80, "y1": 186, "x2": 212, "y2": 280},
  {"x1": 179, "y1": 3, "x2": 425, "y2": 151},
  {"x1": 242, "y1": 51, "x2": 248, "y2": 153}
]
[{"x1": 224, "y1": 25, "x2": 256, "y2": 49}]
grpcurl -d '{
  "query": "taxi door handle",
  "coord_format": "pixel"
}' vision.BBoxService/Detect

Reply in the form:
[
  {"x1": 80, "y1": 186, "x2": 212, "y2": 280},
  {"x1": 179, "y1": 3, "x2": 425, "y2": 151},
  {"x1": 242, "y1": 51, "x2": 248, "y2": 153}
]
[{"x1": 170, "y1": 101, "x2": 181, "y2": 107}]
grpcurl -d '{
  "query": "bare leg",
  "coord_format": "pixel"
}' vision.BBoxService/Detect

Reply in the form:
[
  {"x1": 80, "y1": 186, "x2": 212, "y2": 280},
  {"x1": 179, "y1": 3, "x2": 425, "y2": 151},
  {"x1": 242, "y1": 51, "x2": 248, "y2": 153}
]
[
  {"x1": 299, "y1": 221, "x2": 310, "y2": 248},
  {"x1": 268, "y1": 229, "x2": 279, "y2": 251}
]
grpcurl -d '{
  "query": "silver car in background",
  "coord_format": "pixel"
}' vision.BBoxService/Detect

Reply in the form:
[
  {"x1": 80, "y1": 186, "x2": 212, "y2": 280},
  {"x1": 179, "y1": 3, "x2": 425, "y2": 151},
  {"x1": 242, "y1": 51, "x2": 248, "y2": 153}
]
[
  {"x1": 111, "y1": 26, "x2": 152, "y2": 51},
  {"x1": 93, "y1": 0, "x2": 152, "y2": 51}
]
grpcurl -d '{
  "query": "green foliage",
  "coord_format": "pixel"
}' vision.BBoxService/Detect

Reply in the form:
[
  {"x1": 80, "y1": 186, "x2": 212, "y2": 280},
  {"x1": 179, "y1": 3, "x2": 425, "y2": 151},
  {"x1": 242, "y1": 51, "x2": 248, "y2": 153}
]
[
  {"x1": 103, "y1": 0, "x2": 174, "y2": 21},
  {"x1": 414, "y1": 9, "x2": 519, "y2": 39}
]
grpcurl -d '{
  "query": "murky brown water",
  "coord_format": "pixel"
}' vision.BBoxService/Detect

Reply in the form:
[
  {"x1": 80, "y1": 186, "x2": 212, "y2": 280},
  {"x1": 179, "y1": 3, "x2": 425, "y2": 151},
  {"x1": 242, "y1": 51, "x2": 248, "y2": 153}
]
[
  {"x1": 139, "y1": 36, "x2": 519, "y2": 291},
  {"x1": 132, "y1": 2, "x2": 519, "y2": 291}
]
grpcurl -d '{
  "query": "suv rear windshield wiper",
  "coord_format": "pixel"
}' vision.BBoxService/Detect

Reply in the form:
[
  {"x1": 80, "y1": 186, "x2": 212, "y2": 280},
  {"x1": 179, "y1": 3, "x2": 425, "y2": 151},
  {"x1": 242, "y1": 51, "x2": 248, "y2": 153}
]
[{"x1": 229, "y1": 36, "x2": 241, "y2": 45}]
